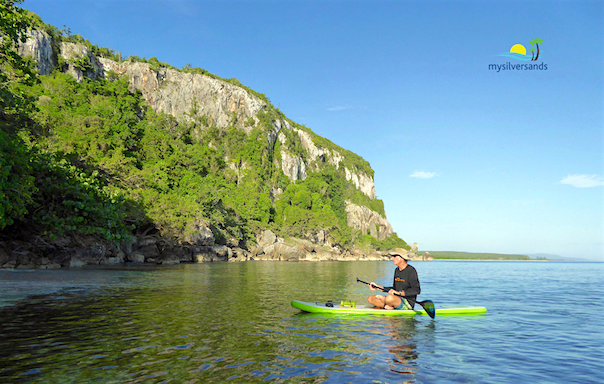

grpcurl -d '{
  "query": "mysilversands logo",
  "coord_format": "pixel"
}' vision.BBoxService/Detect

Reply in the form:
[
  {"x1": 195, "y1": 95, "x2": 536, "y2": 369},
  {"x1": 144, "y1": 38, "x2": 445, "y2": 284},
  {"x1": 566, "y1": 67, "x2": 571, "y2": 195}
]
[{"x1": 489, "y1": 37, "x2": 548, "y2": 72}]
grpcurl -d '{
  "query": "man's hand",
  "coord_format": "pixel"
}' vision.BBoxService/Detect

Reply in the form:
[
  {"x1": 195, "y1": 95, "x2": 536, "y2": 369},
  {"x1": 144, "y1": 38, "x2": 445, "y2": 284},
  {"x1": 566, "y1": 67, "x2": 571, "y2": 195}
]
[{"x1": 369, "y1": 282, "x2": 379, "y2": 291}]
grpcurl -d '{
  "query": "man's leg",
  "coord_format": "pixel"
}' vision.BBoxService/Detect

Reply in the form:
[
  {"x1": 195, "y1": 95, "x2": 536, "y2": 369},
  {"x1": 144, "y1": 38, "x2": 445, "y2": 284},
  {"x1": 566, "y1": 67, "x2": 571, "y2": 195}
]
[
  {"x1": 384, "y1": 294, "x2": 402, "y2": 310},
  {"x1": 367, "y1": 295, "x2": 386, "y2": 308}
]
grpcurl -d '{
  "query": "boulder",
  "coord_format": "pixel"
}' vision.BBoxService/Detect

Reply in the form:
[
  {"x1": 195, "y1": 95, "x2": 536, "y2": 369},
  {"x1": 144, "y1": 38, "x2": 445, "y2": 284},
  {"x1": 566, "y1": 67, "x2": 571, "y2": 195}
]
[
  {"x1": 156, "y1": 254, "x2": 180, "y2": 265},
  {"x1": 212, "y1": 245, "x2": 233, "y2": 260},
  {"x1": 186, "y1": 221, "x2": 215, "y2": 246},
  {"x1": 137, "y1": 244, "x2": 160, "y2": 258},
  {"x1": 102, "y1": 256, "x2": 124, "y2": 265},
  {"x1": 230, "y1": 247, "x2": 250, "y2": 262},
  {"x1": 262, "y1": 243, "x2": 279, "y2": 260},
  {"x1": 127, "y1": 252, "x2": 146, "y2": 263},
  {"x1": 261, "y1": 242, "x2": 308, "y2": 261},
  {"x1": 280, "y1": 244, "x2": 306, "y2": 261},
  {"x1": 257, "y1": 230, "x2": 277, "y2": 248},
  {"x1": 158, "y1": 245, "x2": 192, "y2": 263},
  {"x1": 68, "y1": 257, "x2": 87, "y2": 268},
  {"x1": 192, "y1": 245, "x2": 231, "y2": 262}
]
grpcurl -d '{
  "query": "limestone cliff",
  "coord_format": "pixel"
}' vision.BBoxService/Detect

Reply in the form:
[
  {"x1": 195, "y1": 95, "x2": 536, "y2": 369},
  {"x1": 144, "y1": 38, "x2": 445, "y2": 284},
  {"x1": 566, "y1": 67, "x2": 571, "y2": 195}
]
[
  {"x1": 345, "y1": 201, "x2": 393, "y2": 241},
  {"x1": 18, "y1": 29, "x2": 393, "y2": 244}
]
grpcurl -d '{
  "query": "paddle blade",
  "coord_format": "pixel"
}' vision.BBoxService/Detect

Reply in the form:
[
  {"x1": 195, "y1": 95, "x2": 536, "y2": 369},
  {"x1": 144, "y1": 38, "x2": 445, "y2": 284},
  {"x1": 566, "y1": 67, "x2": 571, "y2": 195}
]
[{"x1": 421, "y1": 300, "x2": 436, "y2": 319}]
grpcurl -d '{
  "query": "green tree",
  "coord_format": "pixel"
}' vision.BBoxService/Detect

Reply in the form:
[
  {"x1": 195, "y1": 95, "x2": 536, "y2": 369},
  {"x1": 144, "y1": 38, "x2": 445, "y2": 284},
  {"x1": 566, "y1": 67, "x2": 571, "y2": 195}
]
[
  {"x1": 0, "y1": 0, "x2": 37, "y2": 119},
  {"x1": 0, "y1": 130, "x2": 35, "y2": 228},
  {"x1": 0, "y1": 0, "x2": 37, "y2": 228}
]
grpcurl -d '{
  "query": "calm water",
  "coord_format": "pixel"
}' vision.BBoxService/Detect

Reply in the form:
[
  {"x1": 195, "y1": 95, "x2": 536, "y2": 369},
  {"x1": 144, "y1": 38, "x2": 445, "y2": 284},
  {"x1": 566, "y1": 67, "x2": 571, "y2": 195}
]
[{"x1": 0, "y1": 261, "x2": 602, "y2": 383}]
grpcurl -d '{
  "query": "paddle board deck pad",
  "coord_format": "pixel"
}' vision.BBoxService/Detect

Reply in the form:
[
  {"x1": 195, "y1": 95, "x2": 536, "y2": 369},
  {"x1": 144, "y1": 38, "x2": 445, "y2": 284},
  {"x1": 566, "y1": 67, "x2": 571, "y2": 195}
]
[{"x1": 291, "y1": 300, "x2": 487, "y2": 316}]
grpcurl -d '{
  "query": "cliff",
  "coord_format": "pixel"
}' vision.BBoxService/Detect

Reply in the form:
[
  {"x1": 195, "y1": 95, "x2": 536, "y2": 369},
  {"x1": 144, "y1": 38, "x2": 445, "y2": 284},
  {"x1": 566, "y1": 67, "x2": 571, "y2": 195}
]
[
  {"x1": 1, "y1": 24, "x2": 418, "y2": 268},
  {"x1": 20, "y1": 35, "x2": 378, "y2": 196}
]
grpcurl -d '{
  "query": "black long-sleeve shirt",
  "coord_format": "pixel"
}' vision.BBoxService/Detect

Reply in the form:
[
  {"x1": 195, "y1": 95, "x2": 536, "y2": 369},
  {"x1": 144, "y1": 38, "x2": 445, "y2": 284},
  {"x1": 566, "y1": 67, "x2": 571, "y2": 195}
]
[{"x1": 384, "y1": 264, "x2": 421, "y2": 307}]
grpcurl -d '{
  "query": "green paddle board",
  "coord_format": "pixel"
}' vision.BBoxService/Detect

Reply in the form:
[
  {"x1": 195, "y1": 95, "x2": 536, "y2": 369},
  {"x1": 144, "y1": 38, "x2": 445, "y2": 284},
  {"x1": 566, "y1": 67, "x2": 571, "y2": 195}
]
[{"x1": 291, "y1": 300, "x2": 487, "y2": 316}]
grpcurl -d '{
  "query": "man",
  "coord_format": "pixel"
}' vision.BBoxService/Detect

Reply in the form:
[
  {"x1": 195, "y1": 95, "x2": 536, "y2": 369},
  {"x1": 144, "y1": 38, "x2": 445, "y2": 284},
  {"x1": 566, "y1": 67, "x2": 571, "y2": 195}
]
[{"x1": 367, "y1": 248, "x2": 421, "y2": 310}]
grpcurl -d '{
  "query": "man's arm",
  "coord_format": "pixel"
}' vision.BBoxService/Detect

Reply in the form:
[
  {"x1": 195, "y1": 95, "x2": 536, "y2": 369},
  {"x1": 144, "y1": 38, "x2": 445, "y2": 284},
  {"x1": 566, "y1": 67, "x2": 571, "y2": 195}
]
[
  {"x1": 402, "y1": 268, "x2": 421, "y2": 297},
  {"x1": 369, "y1": 282, "x2": 389, "y2": 291}
]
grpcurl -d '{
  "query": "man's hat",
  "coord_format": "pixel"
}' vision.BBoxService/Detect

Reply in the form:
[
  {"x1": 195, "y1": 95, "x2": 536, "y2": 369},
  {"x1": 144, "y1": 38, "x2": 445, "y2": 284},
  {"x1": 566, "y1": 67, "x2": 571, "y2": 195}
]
[{"x1": 388, "y1": 248, "x2": 409, "y2": 260}]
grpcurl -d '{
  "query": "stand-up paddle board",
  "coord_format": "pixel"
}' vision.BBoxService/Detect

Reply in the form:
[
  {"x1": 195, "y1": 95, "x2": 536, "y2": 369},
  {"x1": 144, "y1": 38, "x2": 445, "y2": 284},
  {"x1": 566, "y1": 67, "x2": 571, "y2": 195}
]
[{"x1": 291, "y1": 300, "x2": 487, "y2": 316}]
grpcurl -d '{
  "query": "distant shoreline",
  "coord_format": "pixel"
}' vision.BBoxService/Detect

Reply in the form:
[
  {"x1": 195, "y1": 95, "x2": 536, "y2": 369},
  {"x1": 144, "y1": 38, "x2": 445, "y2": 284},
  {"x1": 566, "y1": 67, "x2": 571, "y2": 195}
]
[
  {"x1": 427, "y1": 258, "x2": 549, "y2": 261},
  {"x1": 424, "y1": 250, "x2": 601, "y2": 262},
  {"x1": 424, "y1": 251, "x2": 533, "y2": 261}
]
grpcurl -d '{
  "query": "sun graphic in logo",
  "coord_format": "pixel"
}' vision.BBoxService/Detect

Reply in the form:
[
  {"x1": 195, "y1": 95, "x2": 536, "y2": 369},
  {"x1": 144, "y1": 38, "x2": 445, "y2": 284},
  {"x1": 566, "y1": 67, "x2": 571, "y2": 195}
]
[
  {"x1": 510, "y1": 44, "x2": 526, "y2": 55},
  {"x1": 498, "y1": 37, "x2": 543, "y2": 61}
]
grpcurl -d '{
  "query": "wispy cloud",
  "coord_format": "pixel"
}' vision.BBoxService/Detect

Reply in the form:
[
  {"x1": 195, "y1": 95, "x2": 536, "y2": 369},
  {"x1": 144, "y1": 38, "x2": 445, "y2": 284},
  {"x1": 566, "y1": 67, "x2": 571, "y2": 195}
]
[
  {"x1": 560, "y1": 174, "x2": 604, "y2": 188},
  {"x1": 410, "y1": 171, "x2": 437, "y2": 179},
  {"x1": 326, "y1": 105, "x2": 352, "y2": 111}
]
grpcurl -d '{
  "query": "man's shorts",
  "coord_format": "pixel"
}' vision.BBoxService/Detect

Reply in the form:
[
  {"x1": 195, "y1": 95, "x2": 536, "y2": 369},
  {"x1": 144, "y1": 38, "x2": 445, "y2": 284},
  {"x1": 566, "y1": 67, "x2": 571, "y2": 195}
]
[{"x1": 394, "y1": 298, "x2": 412, "y2": 310}]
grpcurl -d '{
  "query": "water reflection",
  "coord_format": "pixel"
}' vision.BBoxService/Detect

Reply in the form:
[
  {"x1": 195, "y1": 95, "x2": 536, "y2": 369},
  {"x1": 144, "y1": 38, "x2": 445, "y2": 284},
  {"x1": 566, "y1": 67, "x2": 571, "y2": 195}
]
[
  {"x1": 0, "y1": 262, "x2": 436, "y2": 383},
  {"x1": 383, "y1": 318, "x2": 420, "y2": 376}
]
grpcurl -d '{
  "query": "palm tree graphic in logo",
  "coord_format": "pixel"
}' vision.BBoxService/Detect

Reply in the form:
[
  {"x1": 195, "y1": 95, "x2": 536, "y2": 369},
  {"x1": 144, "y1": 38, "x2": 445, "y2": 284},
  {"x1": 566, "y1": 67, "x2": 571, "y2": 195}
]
[
  {"x1": 530, "y1": 37, "x2": 543, "y2": 61},
  {"x1": 498, "y1": 37, "x2": 543, "y2": 61}
]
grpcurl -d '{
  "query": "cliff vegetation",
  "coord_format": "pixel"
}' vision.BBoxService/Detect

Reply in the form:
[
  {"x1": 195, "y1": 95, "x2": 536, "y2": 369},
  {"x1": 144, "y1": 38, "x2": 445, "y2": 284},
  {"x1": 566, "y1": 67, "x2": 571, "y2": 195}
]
[{"x1": 1, "y1": 1, "x2": 410, "y2": 266}]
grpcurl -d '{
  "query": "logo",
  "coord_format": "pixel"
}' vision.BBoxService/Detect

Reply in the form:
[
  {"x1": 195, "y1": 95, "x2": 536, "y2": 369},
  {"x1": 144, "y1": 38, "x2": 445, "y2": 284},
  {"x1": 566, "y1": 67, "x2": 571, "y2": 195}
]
[
  {"x1": 489, "y1": 37, "x2": 547, "y2": 72},
  {"x1": 498, "y1": 37, "x2": 543, "y2": 61}
]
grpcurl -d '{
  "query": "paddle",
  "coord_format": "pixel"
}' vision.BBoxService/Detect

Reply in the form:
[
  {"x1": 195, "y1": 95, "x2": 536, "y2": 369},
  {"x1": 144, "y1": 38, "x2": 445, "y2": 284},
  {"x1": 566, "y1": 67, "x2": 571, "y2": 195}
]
[{"x1": 357, "y1": 278, "x2": 436, "y2": 319}]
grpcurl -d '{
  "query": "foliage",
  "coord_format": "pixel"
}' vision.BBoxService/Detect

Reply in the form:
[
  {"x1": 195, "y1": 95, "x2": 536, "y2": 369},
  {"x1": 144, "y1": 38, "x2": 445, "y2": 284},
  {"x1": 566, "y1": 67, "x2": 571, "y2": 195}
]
[
  {"x1": 1, "y1": 5, "x2": 408, "y2": 252},
  {"x1": 0, "y1": 0, "x2": 36, "y2": 229},
  {"x1": 28, "y1": 155, "x2": 133, "y2": 243},
  {"x1": 1, "y1": 125, "x2": 133, "y2": 244},
  {"x1": 0, "y1": 0, "x2": 37, "y2": 119},
  {"x1": 272, "y1": 170, "x2": 353, "y2": 246},
  {"x1": 355, "y1": 232, "x2": 410, "y2": 252},
  {"x1": 0, "y1": 129, "x2": 35, "y2": 228}
]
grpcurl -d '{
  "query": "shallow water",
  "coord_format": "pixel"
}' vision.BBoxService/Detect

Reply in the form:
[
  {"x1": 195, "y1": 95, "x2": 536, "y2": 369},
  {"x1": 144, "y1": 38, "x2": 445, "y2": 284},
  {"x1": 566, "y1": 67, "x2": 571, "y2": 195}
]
[{"x1": 0, "y1": 261, "x2": 602, "y2": 383}]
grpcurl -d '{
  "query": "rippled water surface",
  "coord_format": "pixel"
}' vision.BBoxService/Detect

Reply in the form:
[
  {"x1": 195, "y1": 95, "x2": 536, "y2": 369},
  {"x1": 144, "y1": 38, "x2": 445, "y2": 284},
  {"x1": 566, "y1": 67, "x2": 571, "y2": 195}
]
[{"x1": 1, "y1": 261, "x2": 602, "y2": 383}]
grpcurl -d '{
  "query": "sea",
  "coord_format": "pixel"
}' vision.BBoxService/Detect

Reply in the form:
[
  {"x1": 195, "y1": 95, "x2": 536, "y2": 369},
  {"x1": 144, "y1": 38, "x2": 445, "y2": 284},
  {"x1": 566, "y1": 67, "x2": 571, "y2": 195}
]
[{"x1": 0, "y1": 260, "x2": 602, "y2": 383}]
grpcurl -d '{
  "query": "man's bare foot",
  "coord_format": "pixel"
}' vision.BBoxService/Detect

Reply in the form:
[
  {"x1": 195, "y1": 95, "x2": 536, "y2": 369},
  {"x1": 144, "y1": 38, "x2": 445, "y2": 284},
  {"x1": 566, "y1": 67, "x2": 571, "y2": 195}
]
[{"x1": 384, "y1": 305, "x2": 394, "y2": 310}]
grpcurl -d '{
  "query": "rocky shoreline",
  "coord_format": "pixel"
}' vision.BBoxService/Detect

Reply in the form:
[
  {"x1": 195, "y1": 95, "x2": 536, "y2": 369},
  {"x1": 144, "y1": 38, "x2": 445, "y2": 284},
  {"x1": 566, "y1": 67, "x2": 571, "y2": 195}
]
[{"x1": 0, "y1": 230, "x2": 433, "y2": 269}]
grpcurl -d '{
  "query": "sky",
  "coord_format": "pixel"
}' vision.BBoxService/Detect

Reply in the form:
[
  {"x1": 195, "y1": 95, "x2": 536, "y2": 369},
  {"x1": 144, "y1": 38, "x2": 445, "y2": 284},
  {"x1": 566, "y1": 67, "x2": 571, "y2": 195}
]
[{"x1": 20, "y1": 0, "x2": 604, "y2": 261}]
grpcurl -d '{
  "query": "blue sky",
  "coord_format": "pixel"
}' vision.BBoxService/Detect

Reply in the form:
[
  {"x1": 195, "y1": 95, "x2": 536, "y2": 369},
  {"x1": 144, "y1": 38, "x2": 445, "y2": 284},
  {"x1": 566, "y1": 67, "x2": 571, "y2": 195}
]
[{"x1": 21, "y1": 0, "x2": 603, "y2": 261}]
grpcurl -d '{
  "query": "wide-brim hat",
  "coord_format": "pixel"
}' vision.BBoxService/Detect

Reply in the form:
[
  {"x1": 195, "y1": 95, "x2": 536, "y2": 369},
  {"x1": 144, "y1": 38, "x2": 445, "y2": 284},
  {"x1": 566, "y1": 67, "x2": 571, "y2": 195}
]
[{"x1": 388, "y1": 248, "x2": 409, "y2": 260}]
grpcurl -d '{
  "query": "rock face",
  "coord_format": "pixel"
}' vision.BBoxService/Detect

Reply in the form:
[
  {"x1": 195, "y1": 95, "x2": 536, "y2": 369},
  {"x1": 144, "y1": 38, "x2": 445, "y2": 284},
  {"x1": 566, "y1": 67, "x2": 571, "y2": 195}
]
[
  {"x1": 18, "y1": 30, "x2": 379, "y2": 200},
  {"x1": 0, "y1": 228, "x2": 429, "y2": 269},
  {"x1": 345, "y1": 201, "x2": 393, "y2": 241},
  {"x1": 8, "y1": 28, "x2": 414, "y2": 268},
  {"x1": 99, "y1": 58, "x2": 267, "y2": 133},
  {"x1": 16, "y1": 29, "x2": 55, "y2": 75},
  {"x1": 250, "y1": 230, "x2": 390, "y2": 262}
]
